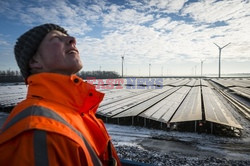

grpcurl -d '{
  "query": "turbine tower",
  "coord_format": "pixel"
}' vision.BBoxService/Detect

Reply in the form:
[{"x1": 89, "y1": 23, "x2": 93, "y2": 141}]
[
  {"x1": 214, "y1": 42, "x2": 230, "y2": 78},
  {"x1": 200, "y1": 59, "x2": 205, "y2": 77},
  {"x1": 121, "y1": 53, "x2": 125, "y2": 77},
  {"x1": 149, "y1": 63, "x2": 151, "y2": 77}
]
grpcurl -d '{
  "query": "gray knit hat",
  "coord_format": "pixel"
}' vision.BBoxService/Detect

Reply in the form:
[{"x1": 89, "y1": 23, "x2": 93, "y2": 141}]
[{"x1": 14, "y1": 23, "x2": 68, "y2": 80}]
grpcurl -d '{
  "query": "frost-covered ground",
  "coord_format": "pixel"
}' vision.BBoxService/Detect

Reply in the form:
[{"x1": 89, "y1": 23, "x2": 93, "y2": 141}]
[{"x1": 106, "y1": 123, "x2": 250, "y2": 166}]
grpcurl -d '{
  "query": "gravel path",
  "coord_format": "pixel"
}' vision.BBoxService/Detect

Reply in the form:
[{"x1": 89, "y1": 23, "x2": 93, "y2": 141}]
[
  {"x1": 107, "y1": 123, "x2": 250, "y2": 166},
  {"x1": 115, "y1": 145, "x2": 250, "y2": 166}
]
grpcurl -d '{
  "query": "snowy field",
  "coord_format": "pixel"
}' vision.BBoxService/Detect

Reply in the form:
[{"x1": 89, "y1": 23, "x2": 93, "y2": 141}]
[{"x1": 106, "y1": 123, "x2": 250, "y2": 165}]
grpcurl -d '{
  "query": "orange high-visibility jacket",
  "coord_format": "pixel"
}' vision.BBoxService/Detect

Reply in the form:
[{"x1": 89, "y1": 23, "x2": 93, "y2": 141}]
[{"x1": 0, "y1": 73, "x2": 121, "y2": 166}]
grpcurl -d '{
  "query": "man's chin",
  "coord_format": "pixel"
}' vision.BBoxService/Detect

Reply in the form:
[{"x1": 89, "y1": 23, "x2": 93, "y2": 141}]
[{"x1": 73, "y1": 65, "x2": 83, "y2": 74}]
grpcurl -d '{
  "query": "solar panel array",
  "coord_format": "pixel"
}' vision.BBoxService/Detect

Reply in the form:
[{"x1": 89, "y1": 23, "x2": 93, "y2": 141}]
[{"x1": 1, "y1": 78, "x2": 249, "y2": 129}]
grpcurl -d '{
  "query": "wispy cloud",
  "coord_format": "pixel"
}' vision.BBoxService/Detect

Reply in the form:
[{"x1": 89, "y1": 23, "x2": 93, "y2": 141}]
[
  {"x1": 0, "y1": 37, "x2": 10, "y2": 46},
  {"x1": 0, "y1": 0, "x2": 249, "y2": 75}
]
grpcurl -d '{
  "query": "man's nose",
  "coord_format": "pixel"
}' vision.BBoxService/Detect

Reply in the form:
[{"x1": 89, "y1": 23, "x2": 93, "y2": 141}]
[{"x1": 66, "y1": 36, "x2": 76, "y2": 46}]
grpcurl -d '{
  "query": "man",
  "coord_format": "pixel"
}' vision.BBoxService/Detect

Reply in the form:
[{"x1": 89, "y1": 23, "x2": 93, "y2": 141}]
[{"x1": 0, "y1": 23, "x2": 120, "y2": 166}]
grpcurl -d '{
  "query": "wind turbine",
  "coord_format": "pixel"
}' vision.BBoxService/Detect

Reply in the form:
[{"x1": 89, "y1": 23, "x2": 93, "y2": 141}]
[
  {"x1": 214, "y1": 42, "x2": 230, "y2": 78},
  {"x1": 121, "y1": 53, "x2": 125, "y2": 77},
  {"x1": 149, "y1": 63, "x2": 151, "y2": 77},
  {"x1": 200, "y1": 59, "x2": 205, "y2": 77}
]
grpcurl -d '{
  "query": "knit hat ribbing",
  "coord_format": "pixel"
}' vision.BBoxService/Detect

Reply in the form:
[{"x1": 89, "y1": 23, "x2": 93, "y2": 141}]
[{"x1": 14, "y1": 23, "x2": 68, "y2": 80}]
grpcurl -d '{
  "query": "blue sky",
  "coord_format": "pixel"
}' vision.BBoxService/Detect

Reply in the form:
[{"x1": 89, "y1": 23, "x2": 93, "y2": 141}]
[{"x1": 0, "y1": 0, "x2": 250, "y2": 76}]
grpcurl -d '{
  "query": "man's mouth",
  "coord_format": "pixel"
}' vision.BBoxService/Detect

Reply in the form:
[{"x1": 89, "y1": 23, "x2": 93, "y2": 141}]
[{"x1": 67, "y1": 49, "x2": 79, "y2": 54}]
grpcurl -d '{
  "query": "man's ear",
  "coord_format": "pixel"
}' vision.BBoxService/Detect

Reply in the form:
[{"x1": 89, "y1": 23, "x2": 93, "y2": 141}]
[{"x1": 29, "y1": 54, "x2": 43, "y2": 71}]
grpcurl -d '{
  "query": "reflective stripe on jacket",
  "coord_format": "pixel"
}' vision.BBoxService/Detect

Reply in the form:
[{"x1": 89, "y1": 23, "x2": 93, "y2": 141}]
[{"x1": 0, "y1": 73, "x2": 120, "y2": 166}]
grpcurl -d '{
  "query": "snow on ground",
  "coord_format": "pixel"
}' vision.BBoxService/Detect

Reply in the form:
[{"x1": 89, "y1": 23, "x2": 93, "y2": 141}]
[{"x1": 105, "y1": 123, "x2": 250, "y2": 165}]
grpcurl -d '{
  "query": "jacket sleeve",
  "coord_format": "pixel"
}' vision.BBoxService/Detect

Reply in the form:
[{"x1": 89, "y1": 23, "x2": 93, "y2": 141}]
[
  {"x1": 46, "y1": 132, "x2": 88, "y2": 166},
  {"x1": 0, "y1": 130, "x2": 35, "y2": 166},
  {"x1": 0, "y1": 130, "x2": 90, "y2": 166}
]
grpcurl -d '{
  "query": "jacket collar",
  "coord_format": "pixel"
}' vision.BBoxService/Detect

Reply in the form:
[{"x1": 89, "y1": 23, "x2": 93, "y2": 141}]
[{"x1": 27, "y1": 73, "x2": 104, "y2": 114}]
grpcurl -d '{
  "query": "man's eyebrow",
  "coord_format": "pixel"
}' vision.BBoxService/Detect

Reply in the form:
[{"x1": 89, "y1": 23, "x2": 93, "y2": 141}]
[
  {"x1": 56, "y1": 33, "x2": 67, "y2": 36},
  {"x1": 51, "y1": 31, "x2": 68, "y2": 36},
  {"x1": 49, "y1": 32, "x2": 68, "y2": 40}
]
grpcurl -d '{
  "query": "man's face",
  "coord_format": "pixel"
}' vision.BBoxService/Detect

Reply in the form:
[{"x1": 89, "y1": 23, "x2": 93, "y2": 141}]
[{"x1": 33, "y1": 30, "x2": 82, "y2": 75}]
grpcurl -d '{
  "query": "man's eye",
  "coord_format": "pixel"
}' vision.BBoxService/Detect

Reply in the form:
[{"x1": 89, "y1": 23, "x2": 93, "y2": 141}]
[{"x1": 52, "y1": 36, "x2": 62, "y2": 41}]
